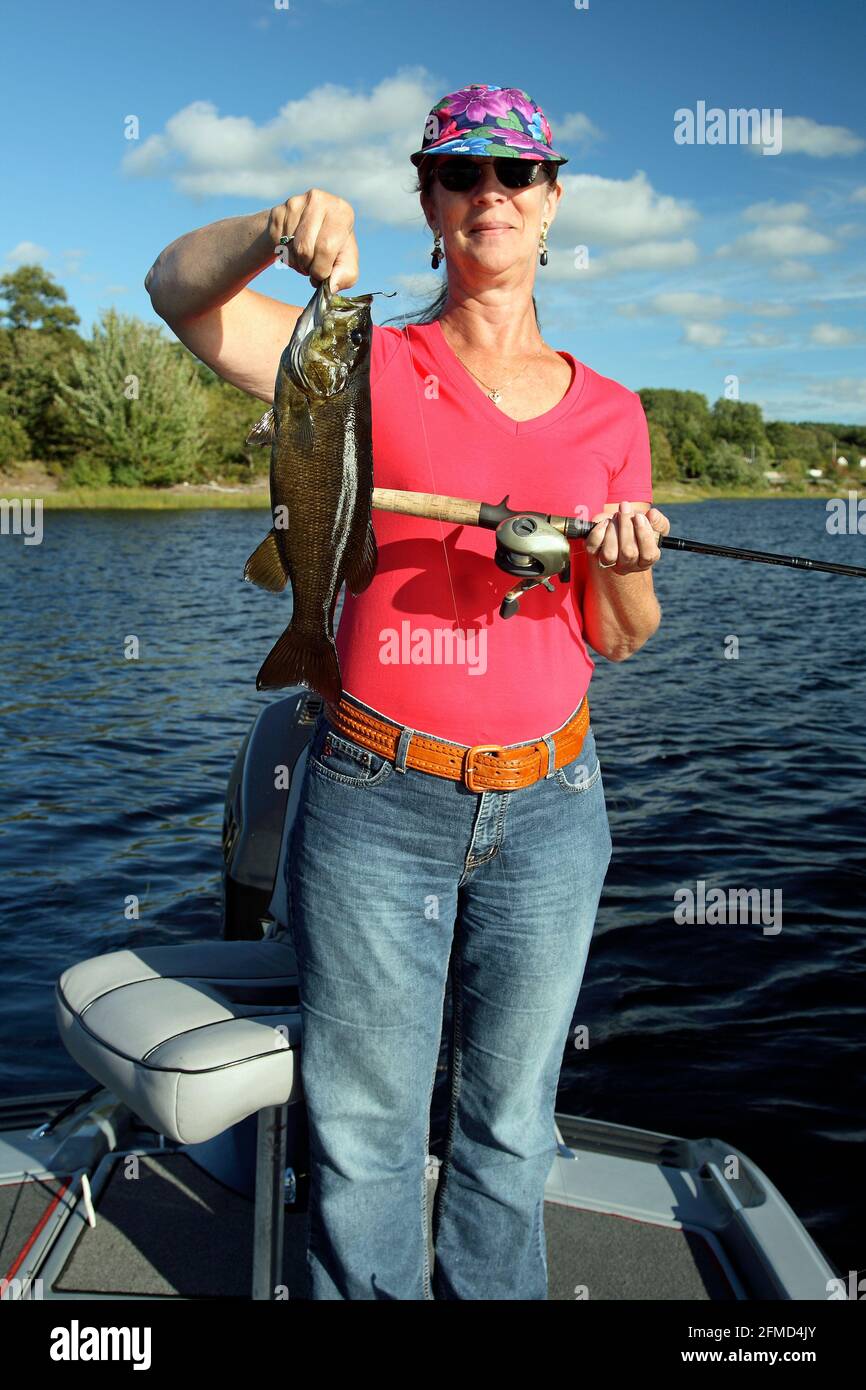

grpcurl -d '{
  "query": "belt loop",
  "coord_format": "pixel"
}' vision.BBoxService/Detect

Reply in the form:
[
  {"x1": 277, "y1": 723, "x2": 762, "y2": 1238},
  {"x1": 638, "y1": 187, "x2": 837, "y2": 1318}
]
[
  {"x1": 541, "y1": 733, "x2": 557, "y2": 777},
  {"x1": 394, "y1": 725, "x2": 414, "y2": 773}
]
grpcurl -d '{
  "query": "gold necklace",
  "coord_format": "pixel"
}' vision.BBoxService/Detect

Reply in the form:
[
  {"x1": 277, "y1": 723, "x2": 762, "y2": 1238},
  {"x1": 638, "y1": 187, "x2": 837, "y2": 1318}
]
[{"x1": 442, "y1": 330, "x2": 545, "y2": 405}]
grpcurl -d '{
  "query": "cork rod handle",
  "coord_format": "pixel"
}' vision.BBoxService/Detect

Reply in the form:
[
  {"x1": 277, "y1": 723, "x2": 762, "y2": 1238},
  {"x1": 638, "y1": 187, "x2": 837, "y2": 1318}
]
[{"x1": 372, "y1": 487, "x2": 482, "y2": 527}]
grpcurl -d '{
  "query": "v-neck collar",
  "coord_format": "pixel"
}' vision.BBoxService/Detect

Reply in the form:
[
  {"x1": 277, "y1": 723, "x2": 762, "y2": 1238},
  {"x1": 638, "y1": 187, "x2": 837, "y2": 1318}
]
[{"x1": 427, "y1": 318, "x2": 585, "y2": 437}]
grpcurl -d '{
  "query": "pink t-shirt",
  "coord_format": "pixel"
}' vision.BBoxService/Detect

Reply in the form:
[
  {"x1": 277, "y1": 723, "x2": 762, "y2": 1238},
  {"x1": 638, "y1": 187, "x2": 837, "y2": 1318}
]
[{"x1": 335, "y1": 319, "x2": 652, "y2": 745}]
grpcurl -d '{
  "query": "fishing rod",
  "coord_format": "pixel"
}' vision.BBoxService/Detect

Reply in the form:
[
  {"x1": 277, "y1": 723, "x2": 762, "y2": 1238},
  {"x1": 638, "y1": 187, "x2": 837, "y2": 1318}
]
[{"x1": 371, "y1": 487, "x2": 866, "y2": 619}]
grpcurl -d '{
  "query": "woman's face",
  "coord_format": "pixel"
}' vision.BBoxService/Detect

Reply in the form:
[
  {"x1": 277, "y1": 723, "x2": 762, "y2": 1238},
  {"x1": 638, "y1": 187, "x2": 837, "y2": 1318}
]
[{"x1": 420, "y1": 156, "x2": 562, "y2": 278}]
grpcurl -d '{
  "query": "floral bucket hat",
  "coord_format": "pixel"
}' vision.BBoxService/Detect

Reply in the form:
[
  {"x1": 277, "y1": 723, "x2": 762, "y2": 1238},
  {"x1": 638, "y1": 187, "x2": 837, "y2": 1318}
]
[{"x1": 409, "y1": 83, "x2": 568, "y2": 166}]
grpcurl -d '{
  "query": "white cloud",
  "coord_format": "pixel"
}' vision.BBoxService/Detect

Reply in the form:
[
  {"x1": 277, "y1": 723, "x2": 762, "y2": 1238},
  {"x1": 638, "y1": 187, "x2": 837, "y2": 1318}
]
[
  {"x1": 5, "y1": 241, "x2": 52, "y2": 264},
  {"x1": 123, "y1": 132, "x2": 170, "y2": 177},
  {"x1": 121, "y1": 70, "x2": 442, "y2": 224},
  {"x1": 851, "y1": 186, "x2": 866, "y2": 204},
  {"x1": 596, "y1": 240, "x2": 699, "y2": 274},
  {"x1": 749, "y1": 301, "x2": 796, "y2": 318},
  {"x1": 276, "y1": 74, "x2": 433, "y2": 149},
  {"x1": 835, "y1": 222, "x2": 865, "y2": 240},
  {"x1": 615, "y1": 289, "x2": 803, "y2": 351},
  {"x1": 717, "y1": 223, "x2": 835, "y2": 259},
  {"x1": 550, "y1": 112, "x2": 604, "y2": 147},
  {"x1": 743, "y1": 200, "x2": 810, "y2": 223},
  {"x1": 4, "y1": 243, "x2": 89, "y2": 279},
  {"x1": 805, "y1": 275, "x2": 866, "y2": 302},
  {"x1": 746, "y1": 330, "x2": 789, "y2": 348},
  {"x1": 810, "y1": 322, "x2": 863, "y2": 346},
  {"x1": 769, "y1": 259, "x2": 819, "y2": 282},
  {"x1": 545, "y1": 238, "x2": 699, "y2": 281},
  {"x1": 683, "y1": 322, "x2": 727, "y2": 347},
  {"x1": 767, "y1": 115, "x2": 865, "y2": 158},
  {"x1": 553, "y1": 169, "x2": 698, "y2": 244},
  {"x1": 800, "y1": 376, "x2": 866, "y2": 412}
]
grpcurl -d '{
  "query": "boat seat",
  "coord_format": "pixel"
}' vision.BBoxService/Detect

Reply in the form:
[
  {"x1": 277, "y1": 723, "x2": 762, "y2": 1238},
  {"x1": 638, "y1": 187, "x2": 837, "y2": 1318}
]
[
  {"x1": 54, "y1": 937, "x2": 302, "y2": 1298},
  {"x1": 55, "y1": 938, "x2": 302, "y2": 1145}
]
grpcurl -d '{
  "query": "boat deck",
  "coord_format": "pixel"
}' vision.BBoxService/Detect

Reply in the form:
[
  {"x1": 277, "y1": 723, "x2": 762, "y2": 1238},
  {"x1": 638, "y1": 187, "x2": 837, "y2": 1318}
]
[{"x1": 1, "y1": 1092, "x2": 751, "y2": 1301}]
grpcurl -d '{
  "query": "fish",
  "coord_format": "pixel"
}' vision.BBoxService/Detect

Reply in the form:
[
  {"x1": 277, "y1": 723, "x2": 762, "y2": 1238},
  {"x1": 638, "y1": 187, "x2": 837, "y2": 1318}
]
[{"x1": 243, "y1": 276, "x2": 379, "y2": 703}]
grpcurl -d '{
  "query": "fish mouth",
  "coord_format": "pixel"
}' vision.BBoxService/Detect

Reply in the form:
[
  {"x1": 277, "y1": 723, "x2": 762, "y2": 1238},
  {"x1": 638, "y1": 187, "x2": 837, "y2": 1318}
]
[
  {"x1": 286, "y1": 277, "x2": 387, "y2": 393},
  {"x1": 288, "y1": 279, "x2": 332, "y2": 388}
]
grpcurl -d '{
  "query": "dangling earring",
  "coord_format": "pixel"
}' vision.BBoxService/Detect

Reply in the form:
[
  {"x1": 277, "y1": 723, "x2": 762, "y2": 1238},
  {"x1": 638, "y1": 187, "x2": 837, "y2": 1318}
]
[
  {"x1": 431, "y1": 229, "x2": 444, "y2": 270},
  {"x1": 539, "y1": 221, "x2": 549, "y2": 267}
]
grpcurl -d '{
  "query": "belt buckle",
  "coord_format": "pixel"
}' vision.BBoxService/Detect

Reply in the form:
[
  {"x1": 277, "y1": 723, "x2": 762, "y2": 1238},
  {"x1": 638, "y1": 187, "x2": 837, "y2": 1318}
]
[{"x1": 463, "y1": 742, "x2": 506, "y2": 792}]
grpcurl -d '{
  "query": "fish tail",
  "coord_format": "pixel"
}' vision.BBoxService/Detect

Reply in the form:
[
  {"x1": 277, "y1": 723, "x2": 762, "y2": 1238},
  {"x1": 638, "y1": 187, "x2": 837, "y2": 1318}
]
[{"x1": 255, "y1": 625, "x2": 343, "y2": 703}]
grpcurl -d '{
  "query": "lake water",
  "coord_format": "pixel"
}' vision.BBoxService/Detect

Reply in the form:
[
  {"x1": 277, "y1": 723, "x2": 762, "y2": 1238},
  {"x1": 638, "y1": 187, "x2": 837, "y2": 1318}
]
[{"x1": 0, "y1": 496, "x2": 863, "y2": 1276}]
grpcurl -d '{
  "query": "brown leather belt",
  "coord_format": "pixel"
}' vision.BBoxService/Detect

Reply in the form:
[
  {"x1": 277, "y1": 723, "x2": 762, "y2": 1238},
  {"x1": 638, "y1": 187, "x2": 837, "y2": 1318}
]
[{"x1": 321, "y1": 694, "x2": 591, "y2": 792}]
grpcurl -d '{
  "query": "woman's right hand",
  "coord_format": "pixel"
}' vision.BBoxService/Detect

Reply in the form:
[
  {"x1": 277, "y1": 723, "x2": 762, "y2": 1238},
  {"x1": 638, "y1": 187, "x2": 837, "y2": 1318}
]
[{"x1": 267, "y1": 189, "x2": 359, "y2": 294}]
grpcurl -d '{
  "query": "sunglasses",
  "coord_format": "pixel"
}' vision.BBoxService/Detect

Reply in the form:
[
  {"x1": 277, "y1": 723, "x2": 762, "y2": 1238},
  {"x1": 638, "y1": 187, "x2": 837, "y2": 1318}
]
[{"x1": 431, "y1": 157, "x2": 549, "y2": 193}]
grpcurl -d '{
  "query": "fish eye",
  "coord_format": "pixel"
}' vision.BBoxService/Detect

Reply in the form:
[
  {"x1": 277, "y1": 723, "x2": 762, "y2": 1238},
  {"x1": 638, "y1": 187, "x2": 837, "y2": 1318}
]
[{"x1": 350, "y1": 328, "x2": 363, "y2": 345}]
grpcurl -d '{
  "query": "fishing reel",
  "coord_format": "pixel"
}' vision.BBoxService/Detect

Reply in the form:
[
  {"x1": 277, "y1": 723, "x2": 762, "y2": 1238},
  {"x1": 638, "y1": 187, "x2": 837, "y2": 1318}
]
[{"x1": 494, "y1": 515, "x2": 572, "y2": 618}]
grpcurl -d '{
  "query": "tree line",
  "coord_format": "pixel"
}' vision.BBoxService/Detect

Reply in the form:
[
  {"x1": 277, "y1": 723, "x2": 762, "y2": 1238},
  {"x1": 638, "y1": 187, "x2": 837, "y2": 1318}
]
[
  {"x1": 0, "y1": 266, "x2": 263, "y2": 486},
  {"x1": 0, "y1": 265, "x2": 863, "y2": 490}
]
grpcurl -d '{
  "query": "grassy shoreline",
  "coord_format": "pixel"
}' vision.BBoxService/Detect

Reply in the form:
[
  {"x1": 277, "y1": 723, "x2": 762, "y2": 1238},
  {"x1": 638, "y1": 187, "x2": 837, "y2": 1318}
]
[{"x1": 1, "y1": 479, "x2": 861, "y2": 510}]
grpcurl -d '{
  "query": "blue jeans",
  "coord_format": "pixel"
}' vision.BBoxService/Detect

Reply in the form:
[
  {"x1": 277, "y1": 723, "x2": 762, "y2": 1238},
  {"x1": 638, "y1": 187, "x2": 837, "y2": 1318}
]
[{"x1": 285, "y1": 694, "x2": 613, "y2": 1300}]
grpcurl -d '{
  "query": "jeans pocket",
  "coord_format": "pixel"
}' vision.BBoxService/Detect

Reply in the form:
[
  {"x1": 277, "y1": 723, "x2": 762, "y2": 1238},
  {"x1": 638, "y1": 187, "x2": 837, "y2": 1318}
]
[
  {"x1": 553, "y1": 727, "x2": 602, "y2": 795},
  {"x1": 309, "y1": 722, "x2": 395, "y2": 789}
]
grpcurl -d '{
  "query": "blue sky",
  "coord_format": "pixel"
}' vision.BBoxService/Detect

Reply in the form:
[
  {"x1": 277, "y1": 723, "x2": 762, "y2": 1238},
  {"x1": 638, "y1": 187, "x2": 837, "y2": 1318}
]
[{"x1": 2, "y1": 0, "x2": 864, "y2": 422}]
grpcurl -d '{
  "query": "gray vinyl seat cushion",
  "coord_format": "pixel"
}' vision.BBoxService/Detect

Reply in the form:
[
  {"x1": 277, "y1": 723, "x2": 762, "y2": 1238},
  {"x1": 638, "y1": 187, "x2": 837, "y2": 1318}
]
[{"x1": 55, "y1": 939, "x2": 302, "y2": 1145}]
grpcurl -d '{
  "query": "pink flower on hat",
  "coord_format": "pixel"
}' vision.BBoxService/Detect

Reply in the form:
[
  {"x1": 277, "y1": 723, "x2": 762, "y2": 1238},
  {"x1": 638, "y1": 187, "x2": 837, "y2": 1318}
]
[
  {"x1": 447, "y1": 84, "x2": 534, "y2": 124},
  {"x1": 496, "y1": 130, "x2": 539, "y2": 151},
  {"x1": 495, "y1": 87, "x2": 538, "y2": 121}
]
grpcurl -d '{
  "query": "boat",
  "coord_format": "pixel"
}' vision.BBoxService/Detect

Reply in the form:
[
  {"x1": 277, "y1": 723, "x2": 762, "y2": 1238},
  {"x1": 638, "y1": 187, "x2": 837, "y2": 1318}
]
[{"x1": 0, "y1": 689, "x2": 839, "y2": 1301}]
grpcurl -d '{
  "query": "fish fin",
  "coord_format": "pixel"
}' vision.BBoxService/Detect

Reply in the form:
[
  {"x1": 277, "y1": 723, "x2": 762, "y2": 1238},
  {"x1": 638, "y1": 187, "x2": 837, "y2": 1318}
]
[
  {"x1": 344, "y1": 522, "x2": 378, "y2": 596},
  {"x1": 245, "y1": 408, "x2": 276, "y2": 446},
  {"x1": 295, "y1": 407, "x2": 315, "y2": 456},
  {"x1": 256, "y1": 627, "x2": 343, "y2": 704},
  {"x1": 244, "y1": 528, "x2": 289, "y2": 592}
]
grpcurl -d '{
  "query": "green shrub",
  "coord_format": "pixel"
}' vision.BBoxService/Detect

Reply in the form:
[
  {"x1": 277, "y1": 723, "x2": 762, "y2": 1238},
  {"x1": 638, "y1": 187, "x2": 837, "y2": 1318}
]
[
  {"x1": 62, "y1": 454, "x2": 113, "y2": 488},
  {"x1": 53, "y1": 308, "x2": 207, "y2": 486},
  {"x1": 0, "y1": 412, "x2": 30, "y2": 469},
  {"x1": 703, "y1": 441, "x2": 759, "y2": 488}
]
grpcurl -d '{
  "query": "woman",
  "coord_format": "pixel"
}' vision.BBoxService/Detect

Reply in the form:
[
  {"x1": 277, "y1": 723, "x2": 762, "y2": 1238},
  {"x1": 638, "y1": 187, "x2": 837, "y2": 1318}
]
[{"x1": 145, "y1": 82, "x2": 670, "y2": 1301}]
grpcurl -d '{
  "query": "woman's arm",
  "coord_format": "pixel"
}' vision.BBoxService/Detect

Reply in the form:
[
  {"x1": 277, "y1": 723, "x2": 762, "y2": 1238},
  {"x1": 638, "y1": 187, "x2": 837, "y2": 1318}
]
[
  {"x1": 581, "y1": 501, "x2": 667, "y2": 661},
  {"x1": 144, "y1": 208, "x2": 277, "y2": 324},
  {"x1": 143, "y1": 191, "x2": 359, "y2": 401}
]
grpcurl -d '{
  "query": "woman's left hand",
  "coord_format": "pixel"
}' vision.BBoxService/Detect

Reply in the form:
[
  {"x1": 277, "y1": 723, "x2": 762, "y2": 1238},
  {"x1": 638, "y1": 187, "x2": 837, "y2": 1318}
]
[{"x1": 584, "y1": 502, "x2": 671, "y2": 574}]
